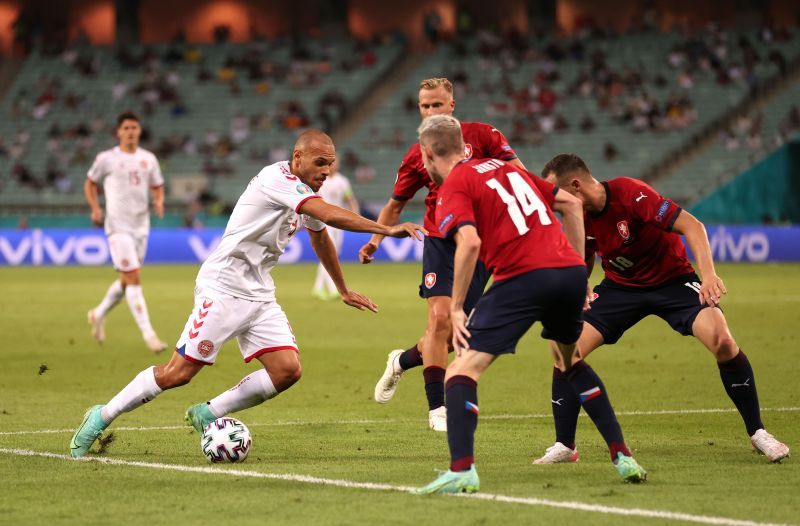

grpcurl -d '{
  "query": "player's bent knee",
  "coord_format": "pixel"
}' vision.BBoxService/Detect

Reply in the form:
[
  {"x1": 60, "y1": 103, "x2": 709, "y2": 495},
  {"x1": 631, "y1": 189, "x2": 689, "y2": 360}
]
[
  {"x1": 270, "y1": 364, "x2": 302, "y2": 392},
  {"x1": 121, "y1": 270, "x2": 141, "y2": 286},
  {"x1": 712, "y1": 335, "x2": 738, "y2": 361},
  {"x1": 157, "y1": 368, "x2": 195, "y2": 390},
  {"x1": 428, "y1": 308, "x2": 451, "y2": 334}
]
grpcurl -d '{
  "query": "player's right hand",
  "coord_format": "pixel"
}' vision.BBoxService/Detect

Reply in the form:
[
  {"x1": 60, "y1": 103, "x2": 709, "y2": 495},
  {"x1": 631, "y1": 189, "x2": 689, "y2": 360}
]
[
  {"x1": 387, "y1": 222, "x2": 427, "y2": 240},
  {"x1": 358, "y1": 242, "x2": 378, "y2": 264},
  {"x1": 342, "y1": 289, "x2": 379, "y2": 313},
  {"x1": 90, "y1": 208, "x2": 104, "y2": 226}
]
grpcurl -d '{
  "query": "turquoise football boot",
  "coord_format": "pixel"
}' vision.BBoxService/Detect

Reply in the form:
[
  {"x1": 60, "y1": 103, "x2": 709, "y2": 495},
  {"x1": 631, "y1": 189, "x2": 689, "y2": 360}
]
[
  {"x1": 185, "y1": 403, "x2": 216, "y2": 433},
  {"x1": 69, "y1": 405, "x2": 108, "y2": 458},
  {"x1": 415, "y1": 465, "x2": 480, "y2": 494},
  {"x1": 614, "y1": 452, "x2": 647, "y2": 483}
]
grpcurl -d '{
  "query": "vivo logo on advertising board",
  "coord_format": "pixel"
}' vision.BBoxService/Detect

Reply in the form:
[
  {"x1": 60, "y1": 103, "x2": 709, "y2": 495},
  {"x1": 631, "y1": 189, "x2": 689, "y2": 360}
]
[
  {"x1": 0, "y1": 226, "x2": 796, "y2": 266},
  {"x1": 0, "y1": 229, "x2": 109, "y2": 265},
  {"x1": 706, "y1": 227, "x2": 769, "y2": 262}
]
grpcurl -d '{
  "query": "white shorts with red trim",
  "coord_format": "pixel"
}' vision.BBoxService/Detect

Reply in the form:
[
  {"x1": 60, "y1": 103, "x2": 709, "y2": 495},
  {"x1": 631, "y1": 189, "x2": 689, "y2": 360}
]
[
  {"x1": 175, "y1": 286, "x2": 298, "y2": 365},
  {"x1": 108, "y1": 233, "x2": 147, "y2": 272}
]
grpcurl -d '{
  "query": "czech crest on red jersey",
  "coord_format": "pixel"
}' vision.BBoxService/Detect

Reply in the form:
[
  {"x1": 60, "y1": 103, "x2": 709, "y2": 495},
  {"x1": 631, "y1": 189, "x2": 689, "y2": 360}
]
[
  {"x1": 616, "y1": 220, "x2": 630, "y2": 240},
  {"x1": 464, "y1": 143, "x2": 473, "y2": 159}
]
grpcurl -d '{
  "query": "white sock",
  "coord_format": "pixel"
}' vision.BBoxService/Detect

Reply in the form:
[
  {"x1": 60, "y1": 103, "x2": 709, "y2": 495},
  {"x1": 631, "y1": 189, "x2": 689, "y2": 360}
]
[
  {"x1": 125, "y1": 284, "x2": 156, "y2": 338},
  {"x1": 95, "y1": 280, "x2": 124, "y2": 318},
  {"x1": 322, "y1": 267, "x2": 337, "y2": 294},
  {"x1": 101, "y1": 366, "x2": 163, "y2": 424},
  {"x1": 207, "y1": 369, "x2": 278, "y2": 417},
  {"x1": 313, "y1": 264, "x2": 327, "y2": 291}
]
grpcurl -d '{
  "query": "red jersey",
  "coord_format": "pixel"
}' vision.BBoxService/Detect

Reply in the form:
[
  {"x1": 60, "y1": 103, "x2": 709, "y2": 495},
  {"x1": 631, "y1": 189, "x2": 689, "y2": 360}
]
[
  {"x1": 436, "y1": 158, "x2": 585, "y2": 281},
  {"x1": 392, "y1": 121, "x2": 517, "y2": 237},
  {"x1": 586, "y1": 177, "x2": 694, "y2": 287}
]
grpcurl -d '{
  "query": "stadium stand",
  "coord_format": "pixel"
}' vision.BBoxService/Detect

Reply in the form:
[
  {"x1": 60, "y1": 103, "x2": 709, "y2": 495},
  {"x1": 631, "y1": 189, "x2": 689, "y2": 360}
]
[
  {"x1": 2, "y1": 25, "x2": 799, "y2": 220},
  {"x1": 341, "y1": 26, "x2": 800, "y2": 205},
  {"x1": 0, "y1": 37, "x2": 404, "y2": 208}
]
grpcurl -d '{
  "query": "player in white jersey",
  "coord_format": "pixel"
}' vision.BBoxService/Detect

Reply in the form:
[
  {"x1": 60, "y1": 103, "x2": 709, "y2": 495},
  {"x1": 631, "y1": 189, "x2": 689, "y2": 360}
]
[
  {"x1": 84, "y1": 111, "x2": 167, "y2": 353},
  {"x1": 69, "y1": 130, "x2": 427, "y2": 458},
  {"x1": 312, "y1": 159, "x2": 359, "y2": 300}
]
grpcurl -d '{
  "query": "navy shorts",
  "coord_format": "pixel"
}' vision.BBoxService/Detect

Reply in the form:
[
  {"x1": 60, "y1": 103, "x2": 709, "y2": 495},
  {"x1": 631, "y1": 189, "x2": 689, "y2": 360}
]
[
  {"x1": 419, "y1": 236, "x2": 490, "y2": 314},
  {"x1": 467, "y1": 266, "x2": 587, "y2": 355},
  {"x1": 584, "y1": 272, "x2": 715, "y2": 344}
]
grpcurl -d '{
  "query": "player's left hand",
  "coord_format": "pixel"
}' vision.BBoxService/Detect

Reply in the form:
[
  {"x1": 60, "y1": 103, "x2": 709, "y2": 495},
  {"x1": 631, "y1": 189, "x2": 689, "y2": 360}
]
[
  {"x1": 154, "y1": 201, "x2": 165, "y2": 219},
  {"x1": 386, "y1": 222, "x2": 428, "y2": 240},
  {"x1": 451, "y1": 309, "x2": 471, "y2": 356},
  {"x1": 699, "y1": 274, "x2": 727, "y2": 306},
  {"x1": 341, "y1": 290, "x2": 378, "y2": 313}
]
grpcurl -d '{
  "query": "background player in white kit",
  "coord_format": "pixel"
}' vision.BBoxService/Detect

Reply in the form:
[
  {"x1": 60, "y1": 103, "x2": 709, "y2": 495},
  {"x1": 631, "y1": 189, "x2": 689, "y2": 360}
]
[
  {"x1": 84, "y1": 111, "x2": 167, "y2": 353},
  {"x1": 69, "y1": 130, "x2": 426, "y2": 457},
  {"x1": 312, "y1": 159, "x2": 359, "y2": 300}
]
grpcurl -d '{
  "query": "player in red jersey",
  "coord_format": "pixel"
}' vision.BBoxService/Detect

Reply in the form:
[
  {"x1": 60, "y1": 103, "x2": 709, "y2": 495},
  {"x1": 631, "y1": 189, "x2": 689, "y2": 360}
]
[
  {"x1": 415, "y1": 116, "x2": 646, "y2": 494},
  {"x1": 361, "y1": 78, "x2": 527, "y2": 431},
  {"x1": 533, "y1": 153, "x2": 789, "y2": 464}
]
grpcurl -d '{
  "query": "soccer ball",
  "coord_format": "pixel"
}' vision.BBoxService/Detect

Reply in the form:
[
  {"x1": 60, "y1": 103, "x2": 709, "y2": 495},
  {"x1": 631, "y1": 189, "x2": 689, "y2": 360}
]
[{"x1": 201, "y1": 417, "x2": 252, "y2": 463}]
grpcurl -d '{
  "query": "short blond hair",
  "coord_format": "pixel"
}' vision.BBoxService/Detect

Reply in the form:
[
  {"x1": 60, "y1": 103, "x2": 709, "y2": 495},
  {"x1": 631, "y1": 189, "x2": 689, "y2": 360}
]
[
  {"x1": 418, "y1": 115, "x2": 463, "y2": 157},
  {"x1": 419, "y1": 77, "x2": 453, "y2": 94}
]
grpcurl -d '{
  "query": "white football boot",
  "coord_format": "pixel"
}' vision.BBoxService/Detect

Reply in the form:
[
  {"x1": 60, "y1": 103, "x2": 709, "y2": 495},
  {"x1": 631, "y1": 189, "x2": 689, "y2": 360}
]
[
  {"x1": 751, "y1": 429, "x2": 790, "y2": 462},
  {"x1": 533, "y1": 442, "x2": 580, "y2": 464},
  {"x1": 374, "y1": 349, "x2": 404, "y2": 403},
  {"x1": 429, "y1": 406, "x2": 447, "y2": 432},
  {"x1": 87, "y1": 309, "x2": 105, "y2": 344},
  {"x1": 144, "y1": 333, "x2": 168, "y2": 354}
]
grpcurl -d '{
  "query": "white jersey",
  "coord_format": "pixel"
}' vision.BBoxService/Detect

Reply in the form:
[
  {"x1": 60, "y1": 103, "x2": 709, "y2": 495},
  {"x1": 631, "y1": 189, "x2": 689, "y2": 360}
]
[
  {"x1": 318, "y1": 172, "x2": 353, "y2": 208},
  {"x1": 87, "y1": 146, "x2": 164, "y2": 238},
  {"x1": 196, "y1": 161, "x2": 326, "y2": 301}
]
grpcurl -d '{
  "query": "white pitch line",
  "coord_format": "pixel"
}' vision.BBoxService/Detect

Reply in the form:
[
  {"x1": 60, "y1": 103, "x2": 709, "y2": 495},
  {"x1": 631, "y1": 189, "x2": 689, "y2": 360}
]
[
  {"x1": 1, "y1": 407, "x2": 797, "y2": 437},
  {"x1": 0, "y1": 447, "x2": 789, "y2": 526}
]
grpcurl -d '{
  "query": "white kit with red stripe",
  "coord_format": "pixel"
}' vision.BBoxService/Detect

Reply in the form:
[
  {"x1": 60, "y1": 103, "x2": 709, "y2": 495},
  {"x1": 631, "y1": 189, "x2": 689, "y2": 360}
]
[
  {"x1": 196, "y1": 160, "x2": 325, "y2": 302},
  {"x1": 175, "y1": 161, "x2": 322, "y2": 365}
]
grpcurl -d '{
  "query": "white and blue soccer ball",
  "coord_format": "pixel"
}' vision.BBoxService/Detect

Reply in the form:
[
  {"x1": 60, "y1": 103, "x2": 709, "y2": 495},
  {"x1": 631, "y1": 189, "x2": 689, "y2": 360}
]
[{"x1": 201, "y1": 417, "x2": 252, "y2": 463}]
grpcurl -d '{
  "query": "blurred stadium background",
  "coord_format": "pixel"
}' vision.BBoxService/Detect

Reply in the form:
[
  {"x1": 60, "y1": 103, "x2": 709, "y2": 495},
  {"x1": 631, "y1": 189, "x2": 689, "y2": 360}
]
[{"x1": 0, "y1": 0, "x2": 798, "y2": 255}]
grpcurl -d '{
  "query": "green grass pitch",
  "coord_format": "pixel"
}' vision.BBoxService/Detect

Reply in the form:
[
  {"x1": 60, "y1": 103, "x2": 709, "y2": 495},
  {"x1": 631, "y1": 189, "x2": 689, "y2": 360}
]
[{"x1": 0, "y1": 262, "x2": 798, "y2": 525}]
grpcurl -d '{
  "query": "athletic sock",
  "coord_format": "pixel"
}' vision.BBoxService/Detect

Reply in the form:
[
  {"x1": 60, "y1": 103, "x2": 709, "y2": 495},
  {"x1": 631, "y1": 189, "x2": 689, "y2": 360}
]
[
  {"x1": 397, "y1": 344, "x2": 423, "y2": 371},
  {"x1": 313, "y1": 264, "x2": 328, "y2": 293},
  {"x1": 565, "y1": 361, "x2": 630, "y2": 461},
  {"x1": 101, "y1": 366, "x2": 163, "y2": 424},
  {"x1": 552, "y1": 367, "x2": 581, "y2": 449},
  {"x1": 95, "y1": 279, "x2": 124, "y2": 318},
  {"x1": 445, "y1": 375, "x2": 479, "y2": 472},
  {"x1": 423, "y1": 366, "x2": 445, "y2": 410},
  {"x1": 718, "y1": 349, "x2": 763, "y2": 436},
  {"x1": 124, "y1": 284, "x2": 156, "y2": 338},
  {"x1": 207, "y1": 369, "x2": 278, "y2": 417}
]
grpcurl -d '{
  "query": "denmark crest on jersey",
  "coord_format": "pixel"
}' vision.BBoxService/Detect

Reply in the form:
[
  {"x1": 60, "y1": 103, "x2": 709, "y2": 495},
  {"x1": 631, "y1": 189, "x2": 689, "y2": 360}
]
[
  {"x1": 464, "y1": 143, "x2": 473, "y2": 159},
  {"x1": 616, "y1": 220, "x2": 630, "y2": 240}
]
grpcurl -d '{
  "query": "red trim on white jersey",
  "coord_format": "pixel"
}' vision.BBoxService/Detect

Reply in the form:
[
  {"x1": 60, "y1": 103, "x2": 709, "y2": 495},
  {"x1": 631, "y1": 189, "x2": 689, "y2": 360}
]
[
  {"x1": 244, "y1": 346, "x2": 299, "y2": 363},
  {"x1": 177, "y1": 348, "x2": 214, "y2": 366},
  {"x1": 295, "y1": 195, "x2": 321, "y2": 213}
]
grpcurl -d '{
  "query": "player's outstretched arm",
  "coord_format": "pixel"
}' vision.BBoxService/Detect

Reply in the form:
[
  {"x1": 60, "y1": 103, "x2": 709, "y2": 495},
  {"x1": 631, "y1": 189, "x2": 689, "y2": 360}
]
[
  {"x1": 451, "y1": 226, "x2": 481, "y2": 355},
  {"x1": 672, "y1": 210, "x2": 726, "y2": 306},
  {"x1": 550, "y1": 189, "x2": 585, "y2": 259},
  {"x1": 299, "y1": 198, "x2": 426, "y2": 240},
  {"x1": 83, "y1": 179, "x2": 103, "y2": 226},
  {"x1": 358, "y1": 198, "x2": 407, "y2": 264},
  {"x1": 307, "y1": 228, "x2": 378, "y2": 313}
]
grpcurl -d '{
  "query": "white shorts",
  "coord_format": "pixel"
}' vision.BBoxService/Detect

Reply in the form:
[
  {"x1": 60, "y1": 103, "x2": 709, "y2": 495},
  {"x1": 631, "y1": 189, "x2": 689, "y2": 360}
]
[
  {"x1": 175, "y1": 286, "x2": 298, "y2": 366},
  {"x1": 108, "y1": 233, "x2": 147, "y2": 272}
]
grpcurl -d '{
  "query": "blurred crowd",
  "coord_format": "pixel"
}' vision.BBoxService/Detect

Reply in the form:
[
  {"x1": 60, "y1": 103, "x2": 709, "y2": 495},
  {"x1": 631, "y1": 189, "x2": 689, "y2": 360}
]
[{"x1": 2, "y1": 27, "x2": 388, "y2": 193}]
